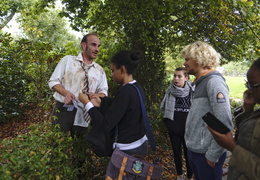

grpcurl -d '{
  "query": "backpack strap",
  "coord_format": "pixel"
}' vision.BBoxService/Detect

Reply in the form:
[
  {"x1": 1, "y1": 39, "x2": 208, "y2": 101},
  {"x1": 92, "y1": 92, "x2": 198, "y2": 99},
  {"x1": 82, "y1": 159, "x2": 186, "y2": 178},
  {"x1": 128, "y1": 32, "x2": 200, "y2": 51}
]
[
  {"x1": 118, "y1": 156, "x2": 128, "y2": 180},
  {"x1": 146, "y1": 166, "x2": 154, "y2": 180},
  {"x1": 128, "y1": 83, "x2": 156, "y2": 151}
]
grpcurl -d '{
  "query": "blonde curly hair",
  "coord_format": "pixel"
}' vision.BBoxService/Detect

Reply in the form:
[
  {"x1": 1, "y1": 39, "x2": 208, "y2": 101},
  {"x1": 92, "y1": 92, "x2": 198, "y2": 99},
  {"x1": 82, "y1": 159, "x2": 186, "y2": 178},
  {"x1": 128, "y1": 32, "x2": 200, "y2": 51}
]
[{"x1": 181, "y1": 41, "x2": 221, "y2": 69}]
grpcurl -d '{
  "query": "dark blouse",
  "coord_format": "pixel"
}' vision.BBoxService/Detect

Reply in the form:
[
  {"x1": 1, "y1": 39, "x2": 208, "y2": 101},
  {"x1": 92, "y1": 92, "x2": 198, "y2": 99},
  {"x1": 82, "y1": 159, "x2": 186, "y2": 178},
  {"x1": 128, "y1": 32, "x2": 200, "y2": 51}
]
[
  {"x1": 164, "y1": 95, "x2": 191, "y2": 136},
  {"x1": 88, "y1": 82, "x2": 146, "y2": 143}
]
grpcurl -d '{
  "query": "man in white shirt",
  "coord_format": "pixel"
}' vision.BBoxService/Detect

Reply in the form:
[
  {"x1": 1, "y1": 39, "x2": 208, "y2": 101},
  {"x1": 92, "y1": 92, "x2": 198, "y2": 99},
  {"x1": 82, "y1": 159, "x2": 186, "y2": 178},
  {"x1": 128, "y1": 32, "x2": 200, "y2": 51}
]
[{"x1": 48, "y1": 33, "x2": 108, "y2": 137}]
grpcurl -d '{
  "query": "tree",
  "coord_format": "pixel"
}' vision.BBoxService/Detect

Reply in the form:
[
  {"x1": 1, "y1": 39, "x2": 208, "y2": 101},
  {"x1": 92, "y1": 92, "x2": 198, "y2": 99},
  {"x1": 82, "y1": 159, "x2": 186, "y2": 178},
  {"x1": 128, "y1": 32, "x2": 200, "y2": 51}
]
[
  {"x1": 58, "y1": 0, "x2": 259, "y2": 110},
  {"x1": 0, "y1": 0, "x2": 54, "y2": 30},
  {"x1": 17, "y1": 8, "x2": 80, "y2": 48},
  {"x1": 60, "y1": 0, "x2": 259, "y2": 59}
]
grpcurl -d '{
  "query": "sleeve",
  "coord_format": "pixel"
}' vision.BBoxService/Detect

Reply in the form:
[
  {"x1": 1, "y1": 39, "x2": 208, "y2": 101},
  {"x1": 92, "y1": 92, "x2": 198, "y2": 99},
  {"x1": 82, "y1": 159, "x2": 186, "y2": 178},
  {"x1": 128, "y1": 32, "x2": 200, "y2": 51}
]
[
  {"x1": 99, "y1": 97, "x2": 114, "y2": 114},
  {"x1": 205, "y1": 77, "x2": 234, "y2": 162},
  {"x1": 229, "y1": 145, "x2": 260, "y2": 179},
  {"x1": 88, "y1": 87, "x2": 131, "y2": 131},
  {"x1": 96, "y1": 69, "x2": 108, "y2": 95},
  {"x1": 48, "y1": 57, "x2": 67, "y2": 89},
  {"x1": 235, "y1": 111, "x2": 252, "y2": 127}
]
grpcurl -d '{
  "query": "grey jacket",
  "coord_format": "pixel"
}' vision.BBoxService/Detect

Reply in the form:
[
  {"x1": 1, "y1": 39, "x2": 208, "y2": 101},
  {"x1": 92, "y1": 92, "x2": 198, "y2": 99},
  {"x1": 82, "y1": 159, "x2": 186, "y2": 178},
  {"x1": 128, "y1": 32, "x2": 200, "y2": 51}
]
[{"x1": 185, "y1": 71, "x2": 233, "y2": 162}]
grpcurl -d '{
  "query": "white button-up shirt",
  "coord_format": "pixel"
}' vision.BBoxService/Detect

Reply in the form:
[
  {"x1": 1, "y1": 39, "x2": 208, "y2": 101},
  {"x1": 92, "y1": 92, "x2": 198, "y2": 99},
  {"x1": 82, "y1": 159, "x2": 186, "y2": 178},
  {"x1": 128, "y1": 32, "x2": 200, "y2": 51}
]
[{"x1": 48, "y1": 53, "x2": 108, "y2": 127}]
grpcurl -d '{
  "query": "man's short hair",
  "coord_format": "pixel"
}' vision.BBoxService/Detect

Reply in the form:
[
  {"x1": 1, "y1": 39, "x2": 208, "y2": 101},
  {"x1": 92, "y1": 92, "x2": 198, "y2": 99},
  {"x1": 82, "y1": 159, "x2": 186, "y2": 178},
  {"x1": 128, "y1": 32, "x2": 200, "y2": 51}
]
[{"x1": 81, "y1": 33, "x2": 98, "y2": 44}]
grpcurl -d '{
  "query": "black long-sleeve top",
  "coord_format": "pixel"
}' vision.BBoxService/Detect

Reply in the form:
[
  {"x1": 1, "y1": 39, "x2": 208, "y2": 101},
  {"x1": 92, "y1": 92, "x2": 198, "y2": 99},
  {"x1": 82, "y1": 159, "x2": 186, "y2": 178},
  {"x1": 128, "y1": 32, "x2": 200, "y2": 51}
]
[{"x1": 88, "y1": 82, "x2": 146, "y2": 144}]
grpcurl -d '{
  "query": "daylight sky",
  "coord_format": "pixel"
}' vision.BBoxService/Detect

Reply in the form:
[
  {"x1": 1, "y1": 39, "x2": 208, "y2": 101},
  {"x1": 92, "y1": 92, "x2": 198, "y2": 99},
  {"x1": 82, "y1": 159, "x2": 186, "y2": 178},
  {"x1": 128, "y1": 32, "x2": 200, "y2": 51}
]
[{"x1": 2, "y1": 0, "x2": 82, "y2": 38}]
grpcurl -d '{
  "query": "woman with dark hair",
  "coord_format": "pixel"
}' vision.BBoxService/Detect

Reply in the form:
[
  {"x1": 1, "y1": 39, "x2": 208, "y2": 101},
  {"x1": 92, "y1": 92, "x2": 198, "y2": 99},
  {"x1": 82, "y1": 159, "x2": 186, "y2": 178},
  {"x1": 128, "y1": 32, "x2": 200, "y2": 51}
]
[
  {"x1": 79, "y1": 50, "x2": 148, "y2": 175},
  {"x1": 209, "y1": 57, "x2": 260, "y2": 179}
]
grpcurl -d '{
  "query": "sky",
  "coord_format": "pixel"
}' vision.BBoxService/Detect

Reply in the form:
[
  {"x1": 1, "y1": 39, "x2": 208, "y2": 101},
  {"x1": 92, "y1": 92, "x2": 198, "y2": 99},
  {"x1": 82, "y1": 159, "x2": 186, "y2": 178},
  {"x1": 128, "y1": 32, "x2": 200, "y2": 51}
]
[
  {"x1": 2, "y1": 0, "x2": 82, "y2": 38},
  {"x1": 2, "y1": 14, "x2": 21, "y2": 36}
]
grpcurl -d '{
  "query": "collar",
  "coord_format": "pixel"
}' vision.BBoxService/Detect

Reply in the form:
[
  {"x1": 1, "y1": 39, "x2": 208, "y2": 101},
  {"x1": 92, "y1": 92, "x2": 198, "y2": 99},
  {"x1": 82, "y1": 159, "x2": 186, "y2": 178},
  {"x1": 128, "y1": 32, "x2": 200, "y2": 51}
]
[
  {"x1": 194, "y1": 69, "x2": 214, "y2": 83},
  {"x1": 76, "y1": 52, "x2": 97, "y2": 68},
  {"x1": 128, "y1": 80, "x2": 136, "y2": 84},
  {"x1": 123, "y1": 80, "x2": 136, "y2": 86}
]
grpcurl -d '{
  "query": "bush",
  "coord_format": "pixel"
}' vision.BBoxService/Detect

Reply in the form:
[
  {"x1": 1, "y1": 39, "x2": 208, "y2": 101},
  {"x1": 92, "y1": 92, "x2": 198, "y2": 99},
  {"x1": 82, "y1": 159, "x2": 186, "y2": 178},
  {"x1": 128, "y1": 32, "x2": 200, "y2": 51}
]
[
  {"x1": 0, "y1": 122, "x2": 77, "y2": 179},
  {"x1": 0, "y1": 33, "x2": 30, "y2": 121},
  {"x1": 229, "y1": 98, "x2": 243, "y2": 116},
  {"x1": 0, "y1": 121, "x2": 111, "y2": 180},
  {"x1": 0, "y1": 32, "x2": 66, "y2": 122}
]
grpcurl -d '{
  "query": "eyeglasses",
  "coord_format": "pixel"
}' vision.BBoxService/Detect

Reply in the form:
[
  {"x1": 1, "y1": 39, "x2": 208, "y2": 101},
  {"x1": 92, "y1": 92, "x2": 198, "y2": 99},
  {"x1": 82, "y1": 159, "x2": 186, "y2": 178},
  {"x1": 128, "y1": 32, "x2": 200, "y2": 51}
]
[{"x1": 244, "y1": 79, "x2": 260, "y2": 90}]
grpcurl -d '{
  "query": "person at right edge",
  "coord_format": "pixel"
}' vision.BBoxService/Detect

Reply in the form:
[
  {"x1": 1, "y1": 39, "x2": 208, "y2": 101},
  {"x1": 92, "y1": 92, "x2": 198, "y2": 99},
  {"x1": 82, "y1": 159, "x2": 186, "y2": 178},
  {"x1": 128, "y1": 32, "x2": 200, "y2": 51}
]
[
  {"x1": 209, "y1": 57, "x2": 260, "y2": 180},
  {"x1": 181, "y1": 41, "x2": 233, "y2": 180}
]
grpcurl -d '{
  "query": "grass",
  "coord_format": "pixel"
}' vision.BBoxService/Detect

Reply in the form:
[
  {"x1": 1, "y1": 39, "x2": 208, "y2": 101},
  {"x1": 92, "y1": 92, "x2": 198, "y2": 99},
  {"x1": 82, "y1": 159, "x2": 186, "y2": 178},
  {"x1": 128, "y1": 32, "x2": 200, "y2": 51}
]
[{"x1": 224, "y1": 76, "x2": 246, "y2": 100}]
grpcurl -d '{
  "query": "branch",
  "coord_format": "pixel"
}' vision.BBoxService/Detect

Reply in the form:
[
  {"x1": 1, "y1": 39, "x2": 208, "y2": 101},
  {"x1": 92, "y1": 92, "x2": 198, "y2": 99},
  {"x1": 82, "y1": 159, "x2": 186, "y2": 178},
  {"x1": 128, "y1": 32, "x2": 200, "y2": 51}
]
[
  {"x1": 238, "y1": 10, "x2": 260, "y2": 41},
  {"x1": 245, "y1": 19, "x2": 260, "y2": 41},
  {"x1": 0, "y1": 8, "x2": 17, "y2": 30}
]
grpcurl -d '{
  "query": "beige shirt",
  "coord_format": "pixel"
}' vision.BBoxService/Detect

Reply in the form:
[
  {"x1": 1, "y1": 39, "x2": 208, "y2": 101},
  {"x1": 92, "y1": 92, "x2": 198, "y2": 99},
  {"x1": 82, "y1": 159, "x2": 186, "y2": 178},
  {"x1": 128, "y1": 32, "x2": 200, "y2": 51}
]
[{"x1": 48, "y1": 53, "x2": 108, "y2": 127}]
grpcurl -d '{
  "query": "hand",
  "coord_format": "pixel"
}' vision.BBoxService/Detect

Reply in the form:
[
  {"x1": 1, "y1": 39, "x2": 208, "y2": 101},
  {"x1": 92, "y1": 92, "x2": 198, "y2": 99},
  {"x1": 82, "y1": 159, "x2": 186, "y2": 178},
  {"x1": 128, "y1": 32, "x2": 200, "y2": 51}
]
[
  {"x1": 64, "y1": 92, "x2": 76, "y2": 105},
  {"x1": 91, "y1": 96, "x2": 101, "y2": 107},
  {"x1": 208, "y1": 127, "x2": 236, "y2": 152},
  {"x1": 78, "y1": 92, "x2": 90, "y2": 105},
  {"x1": 243, "y1": 90, "x2": 256, "y2": 112},
  {"x1": 88, "y1": 92, "x2": 100, "y2": 99},
  {"x1": 206, "y1": 159, "x2": 215, "y2": 167}
]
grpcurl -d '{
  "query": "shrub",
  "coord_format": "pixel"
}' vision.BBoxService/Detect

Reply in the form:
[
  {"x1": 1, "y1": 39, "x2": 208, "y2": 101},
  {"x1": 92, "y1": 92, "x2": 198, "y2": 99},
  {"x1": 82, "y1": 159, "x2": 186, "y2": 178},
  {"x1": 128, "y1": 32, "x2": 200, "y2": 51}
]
[
  {"x1": 0, "y1": 33, "x2": 30, "y2": 122},
  {"x1": 0, "y1": 121, "x2": 112, "y2": 179},
  {"x1": 0, "y1": 32, "x2": 65, "y2": 122},
  {"x1": 0, "y1": 122, "x2": 78, "y2": 179}
]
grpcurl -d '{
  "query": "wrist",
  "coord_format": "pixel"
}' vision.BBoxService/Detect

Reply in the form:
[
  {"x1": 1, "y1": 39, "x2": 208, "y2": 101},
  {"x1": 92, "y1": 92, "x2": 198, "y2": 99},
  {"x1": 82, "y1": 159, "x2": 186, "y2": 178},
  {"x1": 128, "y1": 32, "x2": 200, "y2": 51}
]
[
  {"x1": 85, "y1": 102, "x2": 94, "y2": 111},
  {"x1": 82, "y1": 99, "x2": 90, "y2": 105},
  {"x1": 229, "y1": 142, "x2": 237, "y2": 152}
]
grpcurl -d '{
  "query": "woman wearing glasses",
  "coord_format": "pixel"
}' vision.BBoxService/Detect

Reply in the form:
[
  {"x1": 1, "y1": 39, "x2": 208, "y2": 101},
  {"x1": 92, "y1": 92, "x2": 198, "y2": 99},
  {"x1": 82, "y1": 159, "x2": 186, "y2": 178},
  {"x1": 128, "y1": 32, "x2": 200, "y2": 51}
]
[{"x1": 209, "y1": 57, "x2": 260, "y2": 180}]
